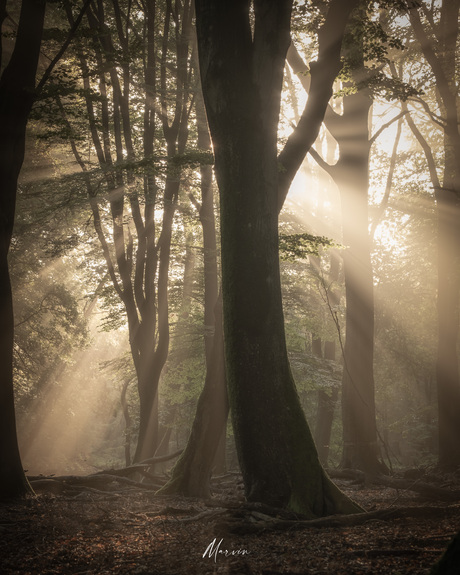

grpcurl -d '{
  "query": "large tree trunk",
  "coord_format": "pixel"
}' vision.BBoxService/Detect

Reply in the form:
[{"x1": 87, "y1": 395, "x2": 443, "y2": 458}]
[
  {"x1": 339, "y1": 169, "x2": 381, "y2": 472},
  {"x1": 435, "y1": 160, "x2": 460, "y2": 469},
  {"x1": 0, "y1": 0, "x2": 47, "y2": 498},
  {"x1": 195, "y1": 0, "x2": 361, "y2": 517},
  {"x1": 433, "y1": 2, "x2": 460, "y2": 470}
]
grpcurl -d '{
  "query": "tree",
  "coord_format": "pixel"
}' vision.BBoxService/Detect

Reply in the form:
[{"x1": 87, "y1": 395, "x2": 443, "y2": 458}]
[
  {"x1": 158, "y1": 293, "x2": 227, "y2": 497},
  {"x1": 158, "y1": 62, "x2": 229, "y2": 497},
  {"x1": 430, "y1": 529, "x2": 460, "y2": 575},
  {"x1": 0, "y1": 0, "x2": 91, "y2": 497},
  {"x1": 53, "y1": 0, "x2": 196, "y2": 462},
  {"x1": 194, "y1": 0, "x2": 362, "y2": 516},
  {"x1": 0, "y1": 0, "x2": 48, "y2": 498},
  {"x1": 289, "y1": 2, "x2": 414, "y2": 473},
  {"x1": 161, "y1": 0, "x2": 360, "y2": 500},
  {"x1": 405, "y1": 0, "x2": 460, "y2": 470}
]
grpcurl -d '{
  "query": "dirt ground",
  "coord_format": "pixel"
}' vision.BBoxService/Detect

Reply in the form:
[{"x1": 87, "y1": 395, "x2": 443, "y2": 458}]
[{"x1": 1, "y1": 473, "x2": 459, "y2": 574}]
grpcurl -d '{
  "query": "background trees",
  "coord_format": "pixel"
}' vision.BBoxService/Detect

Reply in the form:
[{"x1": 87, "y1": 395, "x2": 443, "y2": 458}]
[
  {"x1": 406, "y1": 0, "x2": 460, "y2": 470},
  {"x1": 42, "y1": 0, "x2": 199, "y2": 463},
  {"x1": 2, "y1": 0, "x2": 458, "y2": 502}
]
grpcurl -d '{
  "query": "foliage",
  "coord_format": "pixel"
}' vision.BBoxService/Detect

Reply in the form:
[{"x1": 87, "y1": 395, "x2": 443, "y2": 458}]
[
  {"x1": 5, "y1": 0, "x2": 452, "y2": 474},
  {"x1": 279, "y1": 232, "x2": 339, "y2": 260}
]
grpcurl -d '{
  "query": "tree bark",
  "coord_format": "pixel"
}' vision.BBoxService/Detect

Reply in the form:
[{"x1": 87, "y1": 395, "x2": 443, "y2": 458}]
[
  {"x1": 195, "y1": 0, "x2": 361, "y2": 516},
  {"x1": 335, "y1": 102, "x2": 383, "y2": 472},
  {"x1": 0, "y1": 0, "x2": 47, "y2": 498}
]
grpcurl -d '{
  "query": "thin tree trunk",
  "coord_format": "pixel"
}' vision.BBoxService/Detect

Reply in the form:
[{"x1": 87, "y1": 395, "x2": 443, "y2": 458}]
[
  {"x1": 159, "y1": 37, "x2": 227, "y2": 495},
  {"x1": 407, "y1": 2, "x2": 460, "y2": 469},
  {"x1": 338, "y1": 139, "x2": 383, "y2": 473},
  {"x1": 65, "y1": 0, "x2": 193, "y2": 464},
  {"x1": 158, "y1": 295, "x2": 228, "y2": 497}
]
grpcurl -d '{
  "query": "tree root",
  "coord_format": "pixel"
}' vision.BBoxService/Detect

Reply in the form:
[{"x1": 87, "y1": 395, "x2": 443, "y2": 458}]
[
  {"x1": 328, "y1": 469, "x2": 460, "y2": 501},
  {"x1": 212, "y1": 504, "x2": 460, "y2": 535}
]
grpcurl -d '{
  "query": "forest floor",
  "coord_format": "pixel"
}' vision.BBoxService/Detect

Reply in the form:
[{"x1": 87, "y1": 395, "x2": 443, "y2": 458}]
[{"x1": 1, "y1": 470, "x2": 459, "y2": 575}]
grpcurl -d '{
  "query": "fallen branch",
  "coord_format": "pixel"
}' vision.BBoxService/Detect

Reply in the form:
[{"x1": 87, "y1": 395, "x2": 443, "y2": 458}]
[
  {"x1": 92, "y1": 466, "x2": 165, "y2": 484},
  {"x1": 28, "y1": 473, "x2": 163, "y2": 494},
  {"x1": 153, "y1": 508, "x2": 228, "y2": 525}
]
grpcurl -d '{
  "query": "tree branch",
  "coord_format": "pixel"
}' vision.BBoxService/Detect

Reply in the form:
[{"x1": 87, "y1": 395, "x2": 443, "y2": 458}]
[
  {"x1": 370, "y1": 114, "x2": 403, "y2": 239},
  {"x1": 369, "y1": 110, "x2": 407, "y2": 146},
  {"x1": 277, "y1": 0, "x2": 360, "y2": 211},
  {"x1": 308, "y1": 146, "x2": 335, "y2": 178},
  {"x1": 36, "y1": 0, "x2": 92, "y2": 94}
]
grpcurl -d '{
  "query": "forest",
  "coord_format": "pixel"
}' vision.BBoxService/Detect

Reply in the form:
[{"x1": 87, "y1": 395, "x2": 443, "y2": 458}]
[{"x1": 0, "y1": 0, "x2": 459, "y2": 573}]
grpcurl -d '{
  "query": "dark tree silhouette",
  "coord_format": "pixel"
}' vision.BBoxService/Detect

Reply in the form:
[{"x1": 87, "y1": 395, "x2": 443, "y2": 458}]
[
  {"x1": 408, "y1": 0, "x2": 460, "y2": 470},
  {"x1": 194, "y1": 0, "x2": 362, "y2": 516},
  {"x1": 0, "y1": 0, "x2": 47, "y2": 498}
]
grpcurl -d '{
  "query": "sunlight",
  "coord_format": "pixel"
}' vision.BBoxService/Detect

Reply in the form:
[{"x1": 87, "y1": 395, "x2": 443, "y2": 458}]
[
  {"x1": 372, "y1": 217, "x2": 408, "y2": 254},
  {"x1": 18, "y1": 305, "x2": 129, "y2": 476}
]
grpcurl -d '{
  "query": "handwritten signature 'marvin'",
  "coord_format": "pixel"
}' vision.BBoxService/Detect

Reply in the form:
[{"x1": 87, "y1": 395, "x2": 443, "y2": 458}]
[{"x1": 202, "y1": 538, "x2": 250, "y2": 562}]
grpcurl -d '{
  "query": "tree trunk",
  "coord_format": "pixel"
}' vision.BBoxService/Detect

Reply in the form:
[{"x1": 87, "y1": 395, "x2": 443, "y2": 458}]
[
  {"x1": 158, "y1": 46, "x2": 228, "y2": 496},
  {"x1": 434, "y1": 1, "x2": 460, "y2": 469},
  {"x1": 430, "y1": 529, "x2": 460, "y2": 575},
  {"x1": 435, "y1": 171, "x2": 460, "y2": 469},
  {"x1": 408, "y1": 1, "x2": 460, "y2": 469},
  {"x1": 314, "y1": 340, "x2": 339, "y2": 466},
  {"x1": 158, "y1": 295, "x2": 228, "y2": 497},
  {"x1": 68, "y1": 0, "x2": 193, "y2": 464},
  {"x1": 315, "y1": 69, "x2": 384, "y2": 474},
  {"x1": 337, "y1": 138, "x2": 384, "y2": 473},
  {"x1": 195, "y1": 0, "x2": 361, "y2": 516},
  {"x1": 196, "y1": 76, "x2": 219, "y2": 368},
  {"x1": 285, "y1": 26, "x2": 384, "y2": 474},
  {"x1": 0, "y1": 0, "x2": 47, "y2": 498}
]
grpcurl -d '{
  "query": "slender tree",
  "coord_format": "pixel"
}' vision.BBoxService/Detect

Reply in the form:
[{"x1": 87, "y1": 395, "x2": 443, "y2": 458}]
[
  {"x1": 289, "y1": 4, "x2": 410, "y2": 473},
  {"x1": 159, "y1": 70, "x2": 228, "y2": 496},
  {"x1": 58, "y1": 0, "x2": 196, "y2": 462},
  {"x1": 396, "y1": 0, "x2": 460, "y2": 469}
]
